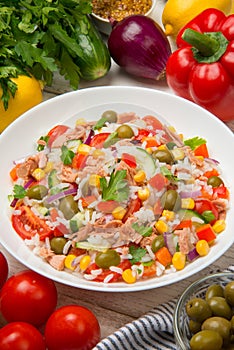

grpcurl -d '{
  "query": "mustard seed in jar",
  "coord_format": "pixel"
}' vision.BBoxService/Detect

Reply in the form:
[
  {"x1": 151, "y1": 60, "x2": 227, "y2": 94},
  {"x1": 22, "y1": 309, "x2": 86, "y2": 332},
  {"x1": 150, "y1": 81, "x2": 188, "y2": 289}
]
[{"x1": 92, "y1": 0, "x2": 152, "y2": 22}]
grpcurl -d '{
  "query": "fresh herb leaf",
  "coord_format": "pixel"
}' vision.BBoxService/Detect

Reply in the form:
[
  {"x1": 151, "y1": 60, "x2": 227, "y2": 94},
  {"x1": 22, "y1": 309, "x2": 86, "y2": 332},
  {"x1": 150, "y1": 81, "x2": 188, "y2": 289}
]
[
  {"x1": 160, "y1": 165, "x2": 178, "y2": 182},
  {"x1": 93, "y1": 116, "x2": 107, "y2": 130},
  {"x1": 37, "y1": 135, "x2": 49, "y2": 151},
  {"x1": 100, "y1": 170, "x2": 129, "y2": 202},
  {"x1": 60, "y1": 145, "x2": 75, "y2": 165},
  {"x1": 132, "y1": 222, "x2": 153, "y2": 237},
  {"x1": 129, "y1": 246, "x2": 147, "y2": 264},
  {"x1": 103, "y1": 131, "x2": 119, "y2": 148},
  {"x1": 13, "y1": 184, "x2": 26, "y2": 199},
  {"x1": 184, "y1": 137, "x2": 206, "y2": 151}
]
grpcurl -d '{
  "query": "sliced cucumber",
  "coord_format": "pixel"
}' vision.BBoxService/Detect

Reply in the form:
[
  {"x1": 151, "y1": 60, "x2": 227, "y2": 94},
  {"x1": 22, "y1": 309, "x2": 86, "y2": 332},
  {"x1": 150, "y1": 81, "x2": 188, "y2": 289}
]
[
  {"x1": 48, "y1": 169, "x2": 60, "y2": 189},
  {"x1": 76, "y1": 241, "x2": 110, "y2": 252},
  {"x1": 66, "y1": 139, "x2": 82, "y2": 153},
  {"x1": 69, "y1": 212, "x2": 85, "y2": 233},
  {"x1": 177, "y1": 209, "x2": 205, "y2": 223}
]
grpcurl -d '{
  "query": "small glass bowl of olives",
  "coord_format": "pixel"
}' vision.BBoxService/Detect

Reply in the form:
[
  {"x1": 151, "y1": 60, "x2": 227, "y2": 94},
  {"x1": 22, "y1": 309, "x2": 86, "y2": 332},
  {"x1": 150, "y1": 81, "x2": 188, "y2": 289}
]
[{"x1": 173, "y1": 271, "x2": 234, "y2": 350}]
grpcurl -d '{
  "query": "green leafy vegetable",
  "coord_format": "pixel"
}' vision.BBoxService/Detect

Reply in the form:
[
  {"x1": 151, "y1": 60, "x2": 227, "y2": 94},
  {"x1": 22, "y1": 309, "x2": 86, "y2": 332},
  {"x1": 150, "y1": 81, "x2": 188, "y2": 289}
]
[
  {"x1": 37, "y1": 135, "x2": 49, "y2": 151},
  {"x1": 129, "y1": 246, "x2": 147, "y2": 264},
  {"x1": 13, "y1": 184, "x2": 26, "y2": 199},
  {"x1": 184, "y1": 136, "x2": 206, "y2": 150},
  {"x1": 60, "y1": 145, "x2": 75, "y2": 165},
  {"x1": 132, "y1": 223, "x2": 153, "y2": 237},
  {"x1": 100, "y1": 170, "x2": 129, "y2": 202},
  {"x1": 160, "y1": 165, "x2": 178, "y2": 182}
]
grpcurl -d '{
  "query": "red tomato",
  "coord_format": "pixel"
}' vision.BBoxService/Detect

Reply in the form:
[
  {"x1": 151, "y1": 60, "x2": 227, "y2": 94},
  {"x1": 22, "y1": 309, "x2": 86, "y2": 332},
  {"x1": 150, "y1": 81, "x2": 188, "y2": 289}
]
[
  {"x1": 47, "y1": 125, "x2": 69, "y2": 148},
  {"x1": 71, "y1": 153, "x2": 87, "y2": 169},
  {"x1": 142, "y1": 115, "x2": 163, "y2": 130},
  {"x1": 44, "y1": 305, "x2": 101, "y2": 350},
  {"x1": 149, "y1": 173, "x2": 169, "y2": 191},
  {"x1": 0, "y1": 252, "x2": 8, "y2": 290},
  {"x1": 0, "y1": 322, "x2": 46, "y2": 350},
  {"x1": 97, "y1": 200, "x2": 120, "y2": 213},
  {"x1": 12, "y1": 205, "x2": 53, "y2": 240},
  {"x1": 0, "y1": 270, "x2": 57, "y2": 326},
  {"x1": 121, "y1": 153, "x2": 137, "y2": 168},
  {"x1": 122, "y1": 198, "x2": 142, "y2": 223},
  {"x1": 89, "y1": 133, "x2": 110, "y2": 148}
]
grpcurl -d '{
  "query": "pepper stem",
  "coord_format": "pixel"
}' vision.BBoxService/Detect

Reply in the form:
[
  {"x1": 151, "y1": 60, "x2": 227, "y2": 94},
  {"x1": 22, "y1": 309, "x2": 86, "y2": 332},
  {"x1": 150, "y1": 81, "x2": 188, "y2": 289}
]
[
  {"x1": 182, "y1": 29, "x2": 219, "y2": 57},
  {"x1": 182, "y1": 28, "x2": 229, "y2": 63}
]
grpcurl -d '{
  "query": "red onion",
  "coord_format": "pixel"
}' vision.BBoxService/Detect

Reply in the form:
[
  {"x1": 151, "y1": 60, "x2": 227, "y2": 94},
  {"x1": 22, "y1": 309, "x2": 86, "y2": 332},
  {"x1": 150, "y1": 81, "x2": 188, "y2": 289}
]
[
  {"x1": 163, "y1": 232, "x2": 176, "y2": 255},
  {"x1": 84, "y1": 129, "x2": 94, "y2": 145},
  {"x1": 187, "y1": 247, "x2": 199, "y2": 262},
  {"x1": 180, "y1": 190, "x2": 201, "y2": 199},
  {"x1": 46, "y1": 187, "x2": 77, "y2": 204},
  {"x1": 108, "y1": 15, "x2": 172, "y2": 80}
]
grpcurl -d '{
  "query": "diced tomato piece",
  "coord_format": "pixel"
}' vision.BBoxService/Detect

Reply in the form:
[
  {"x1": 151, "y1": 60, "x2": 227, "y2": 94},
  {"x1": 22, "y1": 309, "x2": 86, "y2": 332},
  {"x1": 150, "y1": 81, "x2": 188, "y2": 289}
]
[
  {"x1": 203, "y1": 169, "x2": 219, "y2": 178},
  {"x1": 71, "y1": 153, "x2": 87, "y2": 169},
  {"x1": 196, "y1": 224, "x2": 216, "y2": 242},
  {"x1": 213, "y1": 186, "x2": 229, "y2": 199},
  {"x1": 97, "y1": 200, "x2": 120, "y2": 213},
  {"x1": 47, "y1": 125, "x2": 69, "y2": 148},
  {"x1": 142, "y1": 115, "x2": 163, "y2": 130},
  {"x1": 85, "y1": 260, "x2": 132, "y2": 283},
  {"x1": 175, "y1": 220, "x2": 192, "y2": 230},
  {"x1": 149, "y1": 173, "x2": 169, "y2": 191},
  {"x1": 12, "y1": 205, "x2": 53, "y2": 240},
  {"x1": 135, "y1": 129, "x2": 151, "y2": 141},
  {"x1": 153, "y1": 199, "x2": 163, "y2": 216},
  {"x1": 89, "y1": 133, "x2": 111, "y2": 148},
  {"x1": 194, "y1": 199, "x2": 219, "y2": 225},
  {"x1": 194, "y1": 143, "x2": 209, "y2": 158},
  {"x1": 142, "y1": 263, "x2": 156, "y2": 277},
  {"x1": 81, "y1": 195, "x2": 97, "y2": 208},
  {"x1": 121, "y1": 153, "x2": 137, "y2": 168},
  {"x1": 50, "y1": 208, "x2": 69, "y2": 236},
  {"x1": 122, "y1": 198, "x2": 142, "y2": 223}
]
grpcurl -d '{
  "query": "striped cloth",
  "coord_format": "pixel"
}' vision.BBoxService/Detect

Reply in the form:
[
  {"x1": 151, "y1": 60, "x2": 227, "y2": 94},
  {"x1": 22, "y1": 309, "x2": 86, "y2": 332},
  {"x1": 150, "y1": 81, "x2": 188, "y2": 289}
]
[{"x1": 94, "y1": 266, "x2": 234, "y2": 350}]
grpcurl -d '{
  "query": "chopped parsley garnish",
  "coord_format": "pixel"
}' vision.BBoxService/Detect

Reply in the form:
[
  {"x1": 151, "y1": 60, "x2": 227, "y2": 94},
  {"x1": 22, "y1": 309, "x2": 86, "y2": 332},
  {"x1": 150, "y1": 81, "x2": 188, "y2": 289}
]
[
  {"x1": 132, "y1": 223, "x2": 153, "y2": 237},
  {"x1": 37, "y1": 135, "x2": 49, "y2": 151},
  {"x1": 60, "y1": 145, "x2": 75, "y2": 165},
  {"x1": 13, "y1": 184, "x2": 26, "y2": 199},
  {"x1": 100, "y1": 170, "x2": 129, "y2": 202},
  {"x1": 129, "y1": 246, "x2": 147, "y2": 264}
]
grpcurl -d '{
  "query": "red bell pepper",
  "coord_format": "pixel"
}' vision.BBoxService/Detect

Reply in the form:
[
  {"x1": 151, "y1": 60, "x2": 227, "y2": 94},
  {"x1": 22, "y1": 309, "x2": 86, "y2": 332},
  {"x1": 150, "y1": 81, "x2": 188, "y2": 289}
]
[
  {"x1": 166, "y1": 9, "x2": 234, "y2": 122},
  {"x1": 196, "y1": 224, "x2": 216, "y2": 243}
]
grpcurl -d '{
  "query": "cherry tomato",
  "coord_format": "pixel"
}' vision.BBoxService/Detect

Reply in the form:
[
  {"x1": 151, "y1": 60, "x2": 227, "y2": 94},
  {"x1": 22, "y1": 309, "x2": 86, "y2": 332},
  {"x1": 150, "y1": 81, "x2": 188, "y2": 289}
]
[
  {"x1": 89, "y1": 133, "x2": 110, "y2": 148},
  {"x1": 71, "y1": 153, "x2": 87, "y2": 170},
  {"x1": 194, "y1": 199, "x2": 219, "y2": 225},
  {"x1": 122, "y1": 197, "x2": 142, "y2": 223},
  {"x1": 47, "y1": 125, "x2": 69, "y2": 148},
  {"x1": 0, "y1": 322, "x2": 46, "y2": 350},
  {"x1": 0, "y1": 252, "x2": 8, "y2": 289},
  {"x1": 0, "y1": 270, "x2": 57, "y2": 326},
  {"x1": 12, "y1": 205, "x2": 53, "y2": 240},
  {"x1": 44, "y1": 305, "x2": 101, "y2": 350}
]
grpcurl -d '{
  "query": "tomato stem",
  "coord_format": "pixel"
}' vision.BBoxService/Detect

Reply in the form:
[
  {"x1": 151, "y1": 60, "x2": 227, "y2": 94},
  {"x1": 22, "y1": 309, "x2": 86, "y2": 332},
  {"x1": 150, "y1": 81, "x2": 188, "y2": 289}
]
[{"x1": 182, "y1": 29, "x2": 229, "y2": 63}]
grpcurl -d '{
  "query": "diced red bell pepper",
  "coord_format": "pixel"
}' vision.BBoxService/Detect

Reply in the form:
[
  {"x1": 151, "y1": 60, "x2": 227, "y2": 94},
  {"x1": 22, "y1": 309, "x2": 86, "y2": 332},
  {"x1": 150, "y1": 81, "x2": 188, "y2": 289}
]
[
  {"x1": 194, "y1": 143, "x2": 209, "y2": 158},
  {"x1": 149, "y1": 173, "x2": 169, "y2": 191},
  {"x1": 196, "y1": 224, "x2": 216, "y2": 242}
]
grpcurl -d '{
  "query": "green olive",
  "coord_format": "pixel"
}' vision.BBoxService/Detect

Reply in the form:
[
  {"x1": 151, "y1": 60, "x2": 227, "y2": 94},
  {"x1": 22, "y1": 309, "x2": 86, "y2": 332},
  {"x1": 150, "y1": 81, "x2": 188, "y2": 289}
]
[
  {"x1": 202, "y1": 317, "x2": 231, "y2": 345},
  {"x1": 151, "y1": 235, "x2": 165, "y2": 253},
  {"x1": 224, "y1": 281, "x2": 234, "y2": 306},
  {"x1": 190, "y1": 330, "x2": 223, "y2": 350},
  {"x1": 102, "y1": 110, "x2": 118, "y2": 123},
  {"x1": 95, "y1": 249, "x2": 120, "y2": 269},
  {"x1": 152, "y1": 149, "x2": 174, "y2": 164},
  {"x1": 189, "y1": 319, "x2": 201, "y2": 334},
  {"x1": 27, "y1": 184, "x2": 48, "y2": 200},
  {"x1": 186, "y1": 298, "x2": 212, "y2": 323},
  {"x1": 59, "y1": 195, "x2": 78, "y2": 220},
  {"x1": 207, "y1": 176, "x2": 224, "y2": 188},
  {"x1": 207, "y1": 297, "x2": 232, "y2": 320},
  {"x1": 116, "y1": 125, "x2": 134, "y2": 139},
  {"x1": 206, "y1": 284, "x2": 224, "y2": 301},
  {"x1": 231, "y1": 316, "x2": 234, "y2": 333},
  {"x1": 50, "y1": 237, "x2": 67, "y2": 254},
  {"x1": 160, "y1": 189, "x2": 181, "y2": 212}
]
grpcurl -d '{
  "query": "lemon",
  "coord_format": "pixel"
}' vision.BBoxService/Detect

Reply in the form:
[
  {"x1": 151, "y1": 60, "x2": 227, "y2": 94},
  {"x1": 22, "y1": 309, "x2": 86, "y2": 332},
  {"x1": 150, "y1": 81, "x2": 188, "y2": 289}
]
[
  {"x1": 0, "y1": 75, "x2": 43, "y2": 133},
  {"x1": 162, "y1": 0, "x2": 232, "y2": 39}
]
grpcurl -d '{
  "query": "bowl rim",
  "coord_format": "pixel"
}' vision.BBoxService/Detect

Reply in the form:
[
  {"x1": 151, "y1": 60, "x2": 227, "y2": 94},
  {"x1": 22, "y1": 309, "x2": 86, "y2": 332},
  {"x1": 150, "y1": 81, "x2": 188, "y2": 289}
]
[
  {"x1": 91, "y1": 0, "x2": 157, "y2": 23},
  {"x1": 173, "y1": 271, "x2": 234, "y2": 349}
]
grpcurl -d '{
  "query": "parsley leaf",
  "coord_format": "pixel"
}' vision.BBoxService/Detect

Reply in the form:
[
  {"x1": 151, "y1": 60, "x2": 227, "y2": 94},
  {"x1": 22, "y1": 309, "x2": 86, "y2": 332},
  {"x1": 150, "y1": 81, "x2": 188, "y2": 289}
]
[
  {"x1": 160, "y1": 165, "x2": 178, "y2": 182},
  {"x1": 129, "y1": 246, "x2": 147, "y2": 265},
  {"x1": 100, "y1": 170, "x2": 129, "y2": 202},
  {"x1": 13, "y1": 184, "x2": 26, "y2": 199},
  {"x1": 132, "y1": 222, "x2": 153, "y2": 237},
  {"x1": 60, "y1": 145, "x2": 75, "y2": 165},
  {"x1": 184, "y1": 137, "x2": 206, "y2": 150}
]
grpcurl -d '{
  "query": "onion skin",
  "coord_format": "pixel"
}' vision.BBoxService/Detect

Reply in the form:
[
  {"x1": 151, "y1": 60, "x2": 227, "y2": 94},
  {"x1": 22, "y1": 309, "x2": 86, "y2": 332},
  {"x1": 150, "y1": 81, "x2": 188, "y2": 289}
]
[{"x1": 108, "y1": 15, "x2": 172, "y2": 80}]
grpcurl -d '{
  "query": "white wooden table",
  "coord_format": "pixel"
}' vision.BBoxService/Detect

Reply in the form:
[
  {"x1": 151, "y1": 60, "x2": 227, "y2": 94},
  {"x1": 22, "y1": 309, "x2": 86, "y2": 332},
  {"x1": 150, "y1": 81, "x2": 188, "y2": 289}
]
[{"x1": 1, "y1": 0, "x2": 234, "y2": 342}]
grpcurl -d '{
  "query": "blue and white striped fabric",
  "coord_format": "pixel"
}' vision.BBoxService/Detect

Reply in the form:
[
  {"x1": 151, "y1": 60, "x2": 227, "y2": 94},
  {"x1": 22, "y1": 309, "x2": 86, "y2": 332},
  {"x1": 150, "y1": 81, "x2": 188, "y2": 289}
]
[
  {"x1": 94, "y1": 300, "x2": 176, "y2": 350},
  {"x1": 94, "y1": 267, "x2": 234, "y2": 350}
]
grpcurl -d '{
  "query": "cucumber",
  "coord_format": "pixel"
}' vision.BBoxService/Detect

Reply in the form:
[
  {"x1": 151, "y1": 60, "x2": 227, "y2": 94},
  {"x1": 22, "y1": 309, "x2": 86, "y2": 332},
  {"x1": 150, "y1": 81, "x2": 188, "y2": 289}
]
[
  {"x1": 69, "y1": 212, "x2": 85, "y2": 233},
  {"x1": 76, "y1": 240, "x2": 110, "y2": 252},
  {"x1": 134, "y1": 147, "x2": 157, "y2": 179},
  {"x1": 48, "y1": 169, "x2": 60, "y2": 188},
  {"x1": 66, "y1": 139, "x2": 82, "y2": 153},
  {"x1": 178, "y1": 209, "x2": 205, "y2": 223},
  {"x1": 72, "y1": 16, "x2": 111, "y2": 81}
]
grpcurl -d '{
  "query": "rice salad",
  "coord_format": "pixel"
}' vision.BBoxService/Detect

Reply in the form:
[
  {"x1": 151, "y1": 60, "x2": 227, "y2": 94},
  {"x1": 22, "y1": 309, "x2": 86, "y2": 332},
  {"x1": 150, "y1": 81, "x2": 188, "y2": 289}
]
[{"x1": 9, "y1": 111, "x2": 230, "y2": 284}]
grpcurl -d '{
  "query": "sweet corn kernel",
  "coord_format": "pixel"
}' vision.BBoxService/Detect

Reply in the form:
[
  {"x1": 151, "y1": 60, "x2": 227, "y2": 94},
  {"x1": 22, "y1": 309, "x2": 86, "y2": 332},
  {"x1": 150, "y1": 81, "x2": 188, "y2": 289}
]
[
  {"x1": 122, "y1": 269, "x2": 136, "y2": 284},
  {"x1": 157, "y1": 144, "x2": 167, "y2": 151},
  {"x1": 172, "y1": 252, "x2": 186, "y2": 270},
  {"x1": 181, "y1": 198, "x2": 195, "y2": 210},
  {"x1": 196, "y1": 156, "x2": 204, "y2": 161},
  {"x1": 171, "y1": 148, "x2": 185, "y2": 160},
  {"x1": 112, "y1": 206, "x2": 127, "y2": 220},
  {"x1": 32, "y1": 168, "x2": 46, "y2": 181},
  {"x1": 79, "y1": 255, "x2": 91, "y2": 271},
  {"x1": 44, "y1": 161, "x2": 54, "y2": 173},
  {"x1": 64, "y1": 254, "x2": 77, "y2": 270},
  {"x1": 212, "y1": 220, "x2": 226, "y2": 234},
  {"x1": 76, "y1": 118, "x2": 87, "y2": 126},
  {"x1": 196, "y1": 240, "x2": 210, "y2": 256},
  {"x1": 92, "y1": 149, "x2": 105, "y2": 158},
  {"x1": 78, "y1": 143, "x2": 91, "y2": 155},
  {"x1": 168, "y1": 125, "x2": 176, "y2": 133},
  {"x1": 89, "y1": 174, "x2": 101, "y2": 187},
  {"x1": 162, "y1": 210, "x2": 175, "y2": 221},
  {"x1": 146, "y1": 147, "x2": 153, "y2": 154},
  {"x1": 155, "y1": 220, "x2": 168, "y2": 234},
  {"x1": 134, "y1": 170, "x2": 146, "y2": 183},
  {"x1": 138, "y1": 187, "x2": 150, "y2": 201}
]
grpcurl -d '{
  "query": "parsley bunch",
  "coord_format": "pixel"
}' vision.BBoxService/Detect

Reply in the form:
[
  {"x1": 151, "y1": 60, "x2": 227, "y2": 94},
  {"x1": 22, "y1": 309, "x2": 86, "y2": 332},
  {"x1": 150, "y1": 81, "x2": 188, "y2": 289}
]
[{"x1": 0, "y1": 0, "x2": 97, "y2": 109}]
